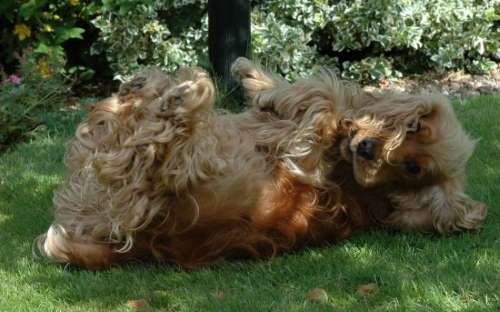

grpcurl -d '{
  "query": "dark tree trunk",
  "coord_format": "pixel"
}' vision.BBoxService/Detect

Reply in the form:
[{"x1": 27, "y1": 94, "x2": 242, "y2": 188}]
[{"x1": 208, "y1": 0, "x2": 251, "y2": 91}]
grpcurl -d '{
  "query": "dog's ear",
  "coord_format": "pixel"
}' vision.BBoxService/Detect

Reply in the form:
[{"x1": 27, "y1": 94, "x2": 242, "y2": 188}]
[{"x1": 351, "y1": 91, "x2": 435, "y2": 125}]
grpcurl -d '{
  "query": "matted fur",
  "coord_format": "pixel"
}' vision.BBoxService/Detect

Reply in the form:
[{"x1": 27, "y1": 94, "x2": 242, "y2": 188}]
[{"x1": 37, "y1": 60, "x2": 487, "y2": 270}]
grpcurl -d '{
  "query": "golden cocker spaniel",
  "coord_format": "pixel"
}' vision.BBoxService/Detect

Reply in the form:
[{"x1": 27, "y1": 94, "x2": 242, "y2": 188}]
[{"x1": 37, "y1": 59, "x2": 487, "y2": 269}]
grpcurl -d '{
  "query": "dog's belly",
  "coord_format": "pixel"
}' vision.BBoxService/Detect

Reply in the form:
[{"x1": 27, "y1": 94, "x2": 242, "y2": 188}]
[{"x1": 149, "y1": 164, "x2": 384, "y2": 267}]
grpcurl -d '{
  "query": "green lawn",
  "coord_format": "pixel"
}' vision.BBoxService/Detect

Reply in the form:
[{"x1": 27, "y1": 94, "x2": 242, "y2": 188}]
[{"x1": 0, "y1": 95, "x2": 499, "y2": 312}]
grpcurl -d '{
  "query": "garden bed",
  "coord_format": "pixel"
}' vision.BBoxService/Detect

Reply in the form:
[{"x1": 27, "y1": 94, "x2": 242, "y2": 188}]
[{"x1": 364, "y1": 68, "x2": 499, "y2": 99}]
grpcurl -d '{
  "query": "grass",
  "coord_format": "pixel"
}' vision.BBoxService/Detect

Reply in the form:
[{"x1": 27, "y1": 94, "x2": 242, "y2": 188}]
[{"x1": 0, "y1": 95, "x2": 499, "y2": 312}]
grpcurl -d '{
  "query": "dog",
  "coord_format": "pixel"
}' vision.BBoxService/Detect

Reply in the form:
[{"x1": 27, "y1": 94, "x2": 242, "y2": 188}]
[
  {"x1": 37, "y1": 60, "x2": 487, "y2": 269},
  {"x1": 231, "y1": 58, "x2": 487, "y2": 234}
]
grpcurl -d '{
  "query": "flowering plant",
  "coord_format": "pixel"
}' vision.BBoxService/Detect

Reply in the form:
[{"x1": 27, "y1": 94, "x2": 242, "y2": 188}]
[
  {"x1": 1, "y1": 0, "x2": 98, "y2": 79},
  {"x1": 0, "y1": 50, "x2": 68, "y2": 150}
]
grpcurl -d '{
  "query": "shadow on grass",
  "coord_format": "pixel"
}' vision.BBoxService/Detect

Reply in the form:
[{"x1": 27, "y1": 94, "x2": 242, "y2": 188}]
[
  {"x1": 13, "y1": 229, "x2": 499, "y2": 311},
  {"x1": 0, "y1": 136, "x2": 68, "y2": 265}
]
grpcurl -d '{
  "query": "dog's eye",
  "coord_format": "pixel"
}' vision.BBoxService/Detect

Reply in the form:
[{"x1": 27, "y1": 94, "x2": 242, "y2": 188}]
[
  {"x1": 404, "y1": 161, "x2": 421, "y2": 175},
  {"x1": 407, "y1": 119, "x2": 421, "y2": 133}
]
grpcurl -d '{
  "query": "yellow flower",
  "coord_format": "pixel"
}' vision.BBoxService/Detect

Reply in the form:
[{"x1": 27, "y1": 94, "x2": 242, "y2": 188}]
[
  {"x1": 43, "y1": 24, "x2": 54, "y2": 32},
  {"x1": 42, "y1": 11, "x2": 51, "y2": 17},
  {"x1": 53, "y1": 15, "x2": 61, "y2": 21},
  {"x1": 37, "y1": 60, "x2": 51, "y2": 78},
  {"x1": 69, "y1": 0, "x2": 80, "y2": 6},
  {"x1": 13, "y1": 24, "x2": 31, "y2": 41}
]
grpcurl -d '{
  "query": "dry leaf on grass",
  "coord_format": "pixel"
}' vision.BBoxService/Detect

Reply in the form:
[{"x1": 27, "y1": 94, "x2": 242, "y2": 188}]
[
  {"x1": 306, "y1": 288, "x2": 329, "y2": 303},
  {"x1": 127, "y1": 299, "x2": 151, "y2": 311},
  {"x1": 356, "y1": 283, "x2": 378, "y2": 296},
  {"x1": 213, "y1": 291, "x2": 225, "y2": 300}
]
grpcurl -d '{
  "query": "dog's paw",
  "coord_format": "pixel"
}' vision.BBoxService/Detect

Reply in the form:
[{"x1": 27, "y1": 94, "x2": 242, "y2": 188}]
[
  {"x1": 119, "y1": 76, "x2": 148, "y2": 97},
  {"x1": 158, "y1": 77, "x2": 214, "y2": 117},
  {"x1": 433, "y1": 197, "x2": 488, "y2": 233},
  {"x1": 160, "y1": 81, "x2": 196, "y2": 112},
  {"x1": 119, "y1": 69, "x2": 174, "y2": 102},
  {"x1": 231, "y1": 57, "x2": 259, "y2": 81},
  {"x1": 230, "y1": 57, "x2": 280, "y2": 107},
  {"x1": 460, "y1": 201, "x2": 487, "y2": 229}
]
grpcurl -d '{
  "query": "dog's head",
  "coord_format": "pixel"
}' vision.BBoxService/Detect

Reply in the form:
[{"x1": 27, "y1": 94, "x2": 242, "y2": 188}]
[{"x1": 339, "y1": 91, "x2": 487, "y2": 232}]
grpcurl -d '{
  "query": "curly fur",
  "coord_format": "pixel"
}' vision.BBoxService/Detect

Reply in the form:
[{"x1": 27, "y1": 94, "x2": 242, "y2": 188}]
[
  {"x1": 232, "y1": 57, "x2": 486, "y2": 234},
  {"x1": 37, "y1": 59, "x2": 487, "y2": 270}
]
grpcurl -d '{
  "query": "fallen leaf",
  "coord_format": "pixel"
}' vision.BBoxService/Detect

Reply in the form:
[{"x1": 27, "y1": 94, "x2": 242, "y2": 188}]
[
  {"x1": 127, "y1": 299, "x2": 151, "y2": 311},
  {"x1": 306, "y1": 288, "x2": 328, "y2": 303},
  {"x1": 213, "y1": 291, "x2": 225, "y2": 300},
  {"x1": 356, "y1": 283, "x2": 378, "y2": 296}
]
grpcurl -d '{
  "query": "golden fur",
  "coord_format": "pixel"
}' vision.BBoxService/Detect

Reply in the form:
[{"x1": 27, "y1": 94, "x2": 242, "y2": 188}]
[
  {"x1": 37, "y1": 59, "x2": 487, "y2": 270},
  {"x1": 232, "y1": 57, "x2": 487, "y2": 233}
]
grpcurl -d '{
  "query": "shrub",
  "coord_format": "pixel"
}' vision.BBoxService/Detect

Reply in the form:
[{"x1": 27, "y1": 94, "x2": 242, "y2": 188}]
[
  {"x1": 324, "y1": 0, "x2": 499, "y2": 79},
  {"x1": 0, "y1": 0, "x2": 99, "y2": 81},
  {"x1": 0, "y1": 51, "x2": 70, "y2": 150},
  {"x1": 2, "y1": 0, "x2": 497, "y2": 84},
  {"x1": 91, "y1": 0, "x2": 208, "y2": 81},
  {"x1": 92, "y1": 0, "x2": 498, "y2": 82}
]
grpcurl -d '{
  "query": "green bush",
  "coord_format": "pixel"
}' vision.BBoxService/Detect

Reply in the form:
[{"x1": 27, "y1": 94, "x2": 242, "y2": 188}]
[
  {"x1": 2, "y1": 0, "x2": 496, "y2": 83},
  {"x1": 0, "y1": 51, "x2": 70, "y2": 150},
  {"x1": 91, "y1": 0, "x2": 207, "y2": 81},
  {"x1": 326, "y1": 0, "x2": 499, "y2": 80},
  {"x1": 0, "y1": 0, "x2": 99, "y2": 81},
  {"x1": 92, "y1": 0, "x2": 498, "y2": 82}
]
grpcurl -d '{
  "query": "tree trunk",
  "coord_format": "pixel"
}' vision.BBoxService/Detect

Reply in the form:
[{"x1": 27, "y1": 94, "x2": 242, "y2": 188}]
[{"x1": 208, "y1": 0, "x2": 251, "y2": 92}]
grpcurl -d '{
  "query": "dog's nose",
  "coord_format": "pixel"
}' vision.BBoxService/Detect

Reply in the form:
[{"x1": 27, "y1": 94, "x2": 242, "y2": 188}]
[{"x1": 357, "y1": 138, "x2": 376, "y2": 160}]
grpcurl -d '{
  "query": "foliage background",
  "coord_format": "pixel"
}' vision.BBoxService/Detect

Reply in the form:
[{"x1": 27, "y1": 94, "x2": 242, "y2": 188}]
[
  {"x1": 1, "y1": 0, "x2": 498, "y2": 82},
  {"x1": 92, "y1": 0, "x2": 499, "y2": 81}
]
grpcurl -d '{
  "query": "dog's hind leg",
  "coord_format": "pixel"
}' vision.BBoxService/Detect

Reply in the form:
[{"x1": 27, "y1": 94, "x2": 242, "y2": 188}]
[{"x1": 231, "y1": 57, "x2": 286, "y2": 103}]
